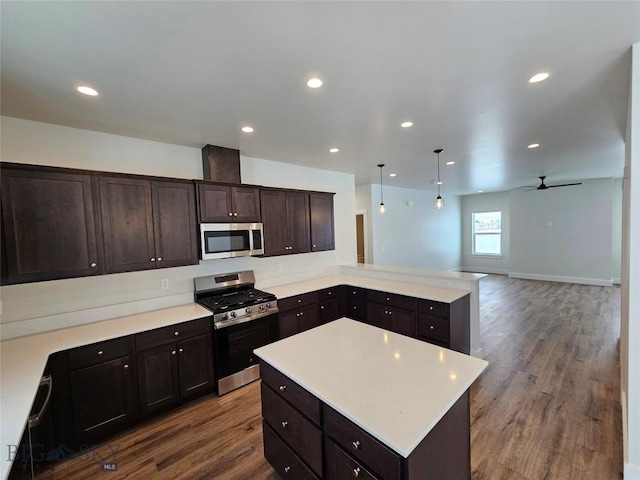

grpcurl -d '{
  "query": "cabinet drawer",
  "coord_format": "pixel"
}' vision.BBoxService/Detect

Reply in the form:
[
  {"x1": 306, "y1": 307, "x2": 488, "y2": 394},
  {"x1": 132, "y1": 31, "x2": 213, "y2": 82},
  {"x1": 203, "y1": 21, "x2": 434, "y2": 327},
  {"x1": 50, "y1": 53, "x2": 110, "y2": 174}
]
[
  {"x1": 261, "y1": 383, "x2": 323, "y2": 476},
  {"x1": 135, "y1": 317, "x2": 211, "y2": 351},
  {"x1": 326, "y1": 440, "x2": 378, "y2": 480},
  {"x1": 417, "y1": 314, "x2": 449, "y2": 344},
  {"x1": 418, "y1": 299, "x2": 448, "y2": 319},
  {"x1": 324, "y1": 407, "x2": 401, "y2": 480},
  {"x1": 367, "y1": 290, "x2": 417, "y2": 311},
  {"x1": 317, "y1": 286, "x2": 341, "y2": 301},
  {"x1": 345, "y1": 298, "x2": 366, "y2": 321},
  {"x1": 263, "y1": 421, "x2": 319, "y2": 480},
  {"x1": 68, "y1": 336, "x2": 131, "y2": 370},
  {"x1": 344, "y1": 286, "x2": 366, "y2": 300},
  {"x1": 278, "y1": 292, "x2": 318, "y2": 311},
  {"x1": 260, "y1": 361, "x2": 322, "y2": 425}
]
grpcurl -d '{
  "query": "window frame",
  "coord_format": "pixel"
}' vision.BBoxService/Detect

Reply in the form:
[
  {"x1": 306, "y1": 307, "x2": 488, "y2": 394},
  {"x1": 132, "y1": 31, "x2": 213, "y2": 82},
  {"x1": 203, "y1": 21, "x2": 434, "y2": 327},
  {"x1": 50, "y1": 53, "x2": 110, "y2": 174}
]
[{"x1": 472, "y1": 211, "x2": 502, "y2": 257}]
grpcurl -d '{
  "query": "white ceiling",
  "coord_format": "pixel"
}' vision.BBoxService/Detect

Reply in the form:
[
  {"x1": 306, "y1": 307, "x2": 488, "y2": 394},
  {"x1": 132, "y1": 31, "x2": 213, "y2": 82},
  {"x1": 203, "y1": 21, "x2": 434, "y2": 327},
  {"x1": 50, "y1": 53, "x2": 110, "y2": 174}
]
[{"x1": 1, "y1": 1, "x2": 638, "y2": 195}]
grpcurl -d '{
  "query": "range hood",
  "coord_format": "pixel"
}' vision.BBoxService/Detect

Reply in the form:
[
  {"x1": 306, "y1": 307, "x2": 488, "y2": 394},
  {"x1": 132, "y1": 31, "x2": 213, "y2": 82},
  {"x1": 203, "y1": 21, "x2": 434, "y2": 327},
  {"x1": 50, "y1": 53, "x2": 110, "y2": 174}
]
[{"x1": 202, "y1": 144, "x2": 241, "y2": 183}]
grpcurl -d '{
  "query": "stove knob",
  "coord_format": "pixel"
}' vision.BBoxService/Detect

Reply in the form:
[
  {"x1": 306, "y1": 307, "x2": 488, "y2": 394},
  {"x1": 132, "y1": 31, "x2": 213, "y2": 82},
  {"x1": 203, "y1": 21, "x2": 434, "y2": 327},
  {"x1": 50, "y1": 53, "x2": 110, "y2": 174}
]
[
  {"x1": 230, "y1": 311, "x2": 237, "y2": 318},
  {"x1": 246, "y1": 307, "x2": 251, "y2": 314},
  {"x1": 265, "y1": 303, "x2": 271, "y2": 309},
  {"x1": 222, "y1": 314, "x2": 228, "y2": 321}
]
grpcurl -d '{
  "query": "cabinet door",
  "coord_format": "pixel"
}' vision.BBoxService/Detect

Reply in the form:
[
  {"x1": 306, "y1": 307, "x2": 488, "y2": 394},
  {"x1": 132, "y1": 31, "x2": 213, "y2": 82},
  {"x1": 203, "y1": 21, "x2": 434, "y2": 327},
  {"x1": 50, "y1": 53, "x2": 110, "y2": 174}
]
[
  {"x1": 177, "y1": 333, "x2": 214, "y2": 398},
  {"x1": 232, "y1": 186, "x2": 261, "y2": 222},
  {"x1": 69, "y1": 356, "x2": 137, "y2": 440},
  {"x1": 319, "y1": 298, "x2": 340, "y2": 324},
  {"x1": 100, "y1": 176, "x2": 156, "y2": 273},
  {"x1": 198, "y1": 184, "x2": 233, "y2": 222},
  {"x1": 367, "y1": 302, "x2": 390, "y2": 330},
  {"x1": 310, "y1": 193, "x2": 335, "y2": 252},
  {"x1": 388, "y1": 307, "x2": 416, "y2": 338},
  {"x1": 286, "y1": 192, "x2": 311, "y2": 254},
  {"x1": 137, "y1": 343, "x2": 180, "y2": 414},
  {"x1": 298, "y1": 303, "x2": 320, "y2": 332},
  {"x1": 279, "y1": 309, "x2": 300, "y2": 339},
  {"x1": 260, "y1": 190, "x2": 288, "y2": 256},
  {"x1": 152, "y1": 181, "x2": 198, "y2": 268},
  {"x1": 1, "y1": 168, "x2": 101, "y2": 284}
]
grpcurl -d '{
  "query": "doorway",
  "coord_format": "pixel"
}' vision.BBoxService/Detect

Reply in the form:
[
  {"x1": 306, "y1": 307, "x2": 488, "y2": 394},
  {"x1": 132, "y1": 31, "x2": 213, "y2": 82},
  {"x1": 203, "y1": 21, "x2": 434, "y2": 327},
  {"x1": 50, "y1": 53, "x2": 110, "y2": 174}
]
[{"x1": 356, "y1": 213, "x2": 366, "y2": 263}]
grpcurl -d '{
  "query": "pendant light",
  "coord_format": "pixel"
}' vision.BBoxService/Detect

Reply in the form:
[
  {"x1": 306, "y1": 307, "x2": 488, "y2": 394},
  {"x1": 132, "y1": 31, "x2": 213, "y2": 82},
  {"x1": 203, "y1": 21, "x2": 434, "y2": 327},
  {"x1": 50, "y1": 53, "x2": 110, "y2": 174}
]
[
  {"x1": 377, "y1": 163, "x2": 386, "y2": 214},
  {"x1": 434, "y1": 149, "x2": 444, "y2": 209}
]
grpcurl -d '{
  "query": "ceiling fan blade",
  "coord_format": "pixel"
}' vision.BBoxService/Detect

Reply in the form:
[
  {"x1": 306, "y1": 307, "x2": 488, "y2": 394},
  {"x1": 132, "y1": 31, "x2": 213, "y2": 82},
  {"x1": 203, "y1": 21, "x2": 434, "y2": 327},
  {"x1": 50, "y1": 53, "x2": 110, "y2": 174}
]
[{"x1": 547, "y1": 182, "x2": 582, "y2": 188}]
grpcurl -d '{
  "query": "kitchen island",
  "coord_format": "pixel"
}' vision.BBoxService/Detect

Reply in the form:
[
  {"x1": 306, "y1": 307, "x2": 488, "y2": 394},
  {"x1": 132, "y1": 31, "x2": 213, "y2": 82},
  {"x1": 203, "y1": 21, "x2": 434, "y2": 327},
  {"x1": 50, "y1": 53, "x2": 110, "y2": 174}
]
[{"x1": 255, "y1": 318, "x2": 488, "y2": 479}]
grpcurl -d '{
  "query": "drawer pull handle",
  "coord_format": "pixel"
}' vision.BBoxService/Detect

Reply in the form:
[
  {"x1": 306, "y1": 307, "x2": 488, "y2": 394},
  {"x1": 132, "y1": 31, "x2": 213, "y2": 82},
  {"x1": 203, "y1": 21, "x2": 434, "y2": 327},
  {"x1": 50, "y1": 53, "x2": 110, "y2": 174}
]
[
  {"x1": 284, "y1": 466, "x2": 291, "y2": 473},
  {"x1": 353, "y1": 467, "x2": 361, "y2": 478},
  {"x1": 352, "y1": 440, "x2": 360, "y2": 449},
  {"x1": 279, "y1": 385, "x2": 287, "y2": 392},
  {"x1": 97, "y1": 350, "x2": 104, "y2": 356},
  {"x1": 281, "y1": 421, "x2": 288, "y2": 428}
]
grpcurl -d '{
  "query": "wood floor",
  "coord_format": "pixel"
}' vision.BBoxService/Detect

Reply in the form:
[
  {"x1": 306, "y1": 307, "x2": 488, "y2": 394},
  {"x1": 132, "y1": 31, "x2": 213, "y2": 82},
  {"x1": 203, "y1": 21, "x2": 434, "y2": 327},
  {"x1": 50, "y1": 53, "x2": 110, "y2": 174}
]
[{"x1": 34, "y1": 275, "x2": 622, "y2": 480}]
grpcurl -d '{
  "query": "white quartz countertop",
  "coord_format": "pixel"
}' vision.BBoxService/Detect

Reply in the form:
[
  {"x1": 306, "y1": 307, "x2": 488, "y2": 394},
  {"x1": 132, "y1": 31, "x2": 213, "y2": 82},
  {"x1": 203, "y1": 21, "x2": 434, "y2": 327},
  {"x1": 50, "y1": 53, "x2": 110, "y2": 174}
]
[
  {"x1": 0, "y1": 303, "x2": 211, "y2": 480},
  {"x1": 254, "y1": 318, "x2": 488, "y2": 458},
  {"x1": 259, "y1": 274, "x2": 469, "y2": 304}
]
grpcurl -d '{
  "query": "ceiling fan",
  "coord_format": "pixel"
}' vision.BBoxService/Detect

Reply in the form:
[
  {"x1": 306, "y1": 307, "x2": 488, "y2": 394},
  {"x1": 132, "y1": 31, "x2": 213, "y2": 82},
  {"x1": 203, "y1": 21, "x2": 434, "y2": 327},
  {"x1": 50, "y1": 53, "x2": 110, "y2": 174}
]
[{"x1": 527, "y1": 176, "x2": 582, "y2": 191}]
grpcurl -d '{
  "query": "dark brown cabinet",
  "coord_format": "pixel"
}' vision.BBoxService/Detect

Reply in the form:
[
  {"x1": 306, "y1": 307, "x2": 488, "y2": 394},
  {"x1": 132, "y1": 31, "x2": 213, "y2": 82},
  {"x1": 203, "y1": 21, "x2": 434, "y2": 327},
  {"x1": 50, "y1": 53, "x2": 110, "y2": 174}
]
[
  {"x1": 68, "y1": 338, "x2": 137, "y2": 441},
  {"x1": 260, "y1": 189, "x2": 312, "y2": 256},
  {"x1": 318, "y1": 287, "x2": 343, "y2": 324},
  {"x1": 417, "y1": 296, "x2": 470, "y2": 354},
  {"x1": 309, "y1": 193, "x2": 335, "y2": 252},
  {"x1": 197, "y1": 183, "x2": 261, "y2": 223},
  {"x1": 0, "y1": 165, "x2": 101, "y2": 284},
  {"x1": 100, "y1": 176, "x2": 197, "y2": 273},
  {"x1": 366, "y1": 290, "x2": 417, "y2": 338},
  {"x1": 278, "y1": 292, "x2": 320, "y2": 338},
  {"x1": 135, "y1": 318, "x2": 213, "y2": 415}
]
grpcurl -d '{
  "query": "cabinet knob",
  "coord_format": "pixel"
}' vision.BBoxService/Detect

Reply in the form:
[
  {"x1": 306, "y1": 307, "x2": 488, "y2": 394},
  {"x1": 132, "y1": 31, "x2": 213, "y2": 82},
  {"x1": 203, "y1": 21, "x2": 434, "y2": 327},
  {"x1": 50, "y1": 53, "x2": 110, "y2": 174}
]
[
  {"x1": 353, "y1": 467, "x2": 361, "y2": 478},
  {"x1": 430, "y1": 306, "x2": 434, "y2": 310},
  {"x1": 297, "y1": 299, "x2": 302, "y2": 303},
  {"x1": 279, "y1": 385, "x2": 287, "y2": 392},
  {"x1": 281, "y1": 421, "x2": 288, "y2": 428},
  {"x1": 97, "y1": 350, "x2": 104, "y2": 356},
  {"x1": 320, "y1": 306, "x2": 324, "y2": 310},
  {"x1": 284, "y1": 466, "x2": 291, "y2": 473},
  {"x1": 157, "y1": 257, "x2": 162, "y2": 261},
  {"x1": 299, "y1": 311, "x2": 304, "y2": 316},
  {"x1": 90, "y1": 262, "x2": 97, "y2": 268},
  {"x1": 328, "y1": 291, "x2": 332, "y2": 295},
  {"x1": 174, "y1": 331, "x2": 180, "y2": 336},
  {"x1": 352, "y1": 440, "x2": 361, "y2": 450},
  {"x1": 233, "y1": 212, "x2": 238, "y2": 216},
  {"x1": 353, "y1": 306, "x2": 357, "y2": 310},
  {"x1": 430, "y1": 325, "x2": 434, "y2": 330},
  {"x1": 386, "y1": 297, "x2": 390, "y2": 301},
  {"x1": 313, "y1": 244, "x2": 316, "y2": 248},
  {"x1": 123, "y1": 364, "x2": 129, "y2": 369},
  {"x1": 171, "y1": 350, "x2": 177, "y2": 355},
  {"x1": 150, "y1": 258, "x2": 155, "y2": 262},
  {"x1": 296, "y1": 313, "x2": 300, "y2": 318},
  {"x1": 228, "y1": 212, "x2": 233, "y2": 216},
  {"x1": 179, "y1": 348, "x2": 184, "y2": 353}
]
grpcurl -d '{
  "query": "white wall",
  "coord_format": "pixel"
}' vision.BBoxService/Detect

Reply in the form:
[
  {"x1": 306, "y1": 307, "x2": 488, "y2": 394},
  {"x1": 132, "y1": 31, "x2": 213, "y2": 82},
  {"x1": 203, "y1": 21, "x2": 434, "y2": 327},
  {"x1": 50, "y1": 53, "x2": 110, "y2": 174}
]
[
  {"x1": 621, "y1": 42, "x2": 640, "y2": 480},
  {"x1": 356, "y1": 183, "x2": 462, "y2": 271},
  {"x1": 461, "y1": 191, "x2": 510, "y2": 274},
  {"x1": 0, "y1": 117, "x2": 356, "y2": 329},
  {"x1": 612, "y1": 178, "x2": 623, "y2": 284},
  {"x1": 509, "y1": 178, "x2": 615, "y2": 285}
]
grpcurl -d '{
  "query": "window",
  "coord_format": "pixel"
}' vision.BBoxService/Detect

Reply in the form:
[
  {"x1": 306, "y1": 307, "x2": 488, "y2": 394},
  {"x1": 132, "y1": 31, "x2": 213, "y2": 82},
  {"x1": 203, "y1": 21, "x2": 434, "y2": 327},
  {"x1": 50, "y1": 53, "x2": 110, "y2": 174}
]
[{"x1": 472, "y1": 211, "x2": 502, "y2": 255}]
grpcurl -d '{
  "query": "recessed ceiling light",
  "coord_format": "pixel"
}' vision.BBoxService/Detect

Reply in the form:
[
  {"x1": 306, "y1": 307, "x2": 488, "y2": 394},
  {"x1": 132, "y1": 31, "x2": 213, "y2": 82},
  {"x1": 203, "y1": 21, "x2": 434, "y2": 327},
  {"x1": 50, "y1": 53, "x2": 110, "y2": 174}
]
[
  {"x1": 436, "y1": 181, "x2": 443, "y2": 185},
  {"x1": 528, "y1": 143, "x2": 540, "y2": 149},
  {"x1": 400, "y1": 121, "x2": 413, "y2": 128},
  {"x1": 389, "y1": 173, "x2": 397, "y2": 177},
  {"x1": 307, "y1": 78, "x2": 323, "y2": 88},
  {"x1": 446, "y1": 161, "x2": 455, "y2": 165},
  {"x1": 528, "y1": 72, "x2": 549, "y2": 83},
  {"x1": 77, "y1": 85, "x2": 99, "y2": 96},
  {"x1": 478, "y1": 190, "x2": 484, "y2": 193},
  {"x1": 241, "y1": 126, "x2": 254, "y2": 133},
  {"x1": 329, "y1": 147, "x2": 339, "y2": 153}
]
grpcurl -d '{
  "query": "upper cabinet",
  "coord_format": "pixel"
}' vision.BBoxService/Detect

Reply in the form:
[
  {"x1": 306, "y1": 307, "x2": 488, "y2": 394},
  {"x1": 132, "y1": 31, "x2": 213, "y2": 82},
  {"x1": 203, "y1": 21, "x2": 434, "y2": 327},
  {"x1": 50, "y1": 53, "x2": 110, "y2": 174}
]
[
  {"x1": 309, "y1": 193, "x2": 335, "y2": 252},
  {"x1": 99, "y1": 176, "x2": 198, "y2": 273},
  {"x1": 1, "y1": 165, "x2": 102, "y2": 284},
  {"x1": 197, "y1": 183, "x2": 261, "y2": 223},
  {"x1": 260, "y1": 189, "x2": 312, "y2": 256}
]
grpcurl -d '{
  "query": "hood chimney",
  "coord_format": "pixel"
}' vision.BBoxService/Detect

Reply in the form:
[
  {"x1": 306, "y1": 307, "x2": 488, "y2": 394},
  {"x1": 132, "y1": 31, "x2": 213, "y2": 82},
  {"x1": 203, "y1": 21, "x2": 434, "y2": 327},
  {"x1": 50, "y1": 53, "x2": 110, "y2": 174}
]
[{"x1": 202, "y1": 144, "x2": 241, "y2": 183}]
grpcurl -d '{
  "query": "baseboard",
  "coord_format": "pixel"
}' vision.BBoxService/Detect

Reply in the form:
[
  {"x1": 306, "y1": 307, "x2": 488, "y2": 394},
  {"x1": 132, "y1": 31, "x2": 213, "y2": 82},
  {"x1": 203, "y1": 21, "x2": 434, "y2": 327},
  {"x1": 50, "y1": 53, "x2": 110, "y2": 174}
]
[
  {"x1": 460, "y1": 266, "x2": 509, "y2": 275},
  {"x1": 625, "y1": 463, "x2": 640, "y2": 479},
  {"x1": 507, "y1": 272, "x2": 613, "y2": 287}
]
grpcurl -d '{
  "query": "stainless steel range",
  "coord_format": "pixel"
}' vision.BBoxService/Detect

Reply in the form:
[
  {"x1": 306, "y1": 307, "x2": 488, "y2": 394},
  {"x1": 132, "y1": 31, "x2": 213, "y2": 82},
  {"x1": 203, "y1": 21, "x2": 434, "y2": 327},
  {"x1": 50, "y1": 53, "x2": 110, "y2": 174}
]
[{"x1": 194, "y1": 270, "x2": 279, "y2": 395}]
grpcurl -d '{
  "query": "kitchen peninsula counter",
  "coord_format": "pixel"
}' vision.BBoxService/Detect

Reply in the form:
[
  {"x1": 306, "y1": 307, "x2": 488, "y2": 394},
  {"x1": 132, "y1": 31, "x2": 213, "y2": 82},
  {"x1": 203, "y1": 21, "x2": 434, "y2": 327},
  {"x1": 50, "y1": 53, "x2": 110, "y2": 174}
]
[{"x1": 255, "y1": 318, "x2": 488, "y2": 478}]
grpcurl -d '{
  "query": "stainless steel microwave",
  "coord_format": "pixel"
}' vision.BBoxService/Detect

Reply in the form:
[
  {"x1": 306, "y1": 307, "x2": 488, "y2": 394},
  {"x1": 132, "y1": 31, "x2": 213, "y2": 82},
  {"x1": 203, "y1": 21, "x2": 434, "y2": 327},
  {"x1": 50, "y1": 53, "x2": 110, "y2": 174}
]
[{"x1": 200, "y1": 223, "x2": 264, "y2": 260}]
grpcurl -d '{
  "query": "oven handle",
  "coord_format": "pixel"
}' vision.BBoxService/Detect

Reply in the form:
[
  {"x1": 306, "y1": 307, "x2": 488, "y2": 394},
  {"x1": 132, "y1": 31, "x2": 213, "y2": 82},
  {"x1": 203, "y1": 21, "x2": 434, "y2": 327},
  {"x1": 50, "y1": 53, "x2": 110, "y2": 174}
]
[
  {"x1": 214, "y1": 309, "x2": 279, "y2": 330},
  {"x1": 28, "y1": 374, "x2": 53, "y2": 429}
]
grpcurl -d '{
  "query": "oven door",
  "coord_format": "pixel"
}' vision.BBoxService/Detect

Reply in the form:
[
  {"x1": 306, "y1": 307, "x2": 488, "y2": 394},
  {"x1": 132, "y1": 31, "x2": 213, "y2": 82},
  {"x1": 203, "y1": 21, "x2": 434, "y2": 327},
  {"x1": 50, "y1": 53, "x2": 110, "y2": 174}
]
[{"x1": 213, "y1": 313, "x2": 278, "y2": 395}]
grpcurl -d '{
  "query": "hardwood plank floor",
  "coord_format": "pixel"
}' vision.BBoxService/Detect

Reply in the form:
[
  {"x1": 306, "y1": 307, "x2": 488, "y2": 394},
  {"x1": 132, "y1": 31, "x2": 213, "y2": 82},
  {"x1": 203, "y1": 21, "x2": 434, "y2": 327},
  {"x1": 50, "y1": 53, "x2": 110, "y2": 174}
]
[{"x1": 34, "y1": 275, "x2": 622, "y2": 479}]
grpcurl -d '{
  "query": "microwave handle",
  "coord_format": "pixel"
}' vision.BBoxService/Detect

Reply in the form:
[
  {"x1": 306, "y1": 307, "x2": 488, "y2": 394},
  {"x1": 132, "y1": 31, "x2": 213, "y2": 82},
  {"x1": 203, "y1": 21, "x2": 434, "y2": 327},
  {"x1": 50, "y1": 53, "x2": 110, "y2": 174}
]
[{"x1": 28, "y1": 375, "x2": 53, "y2": 429}]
